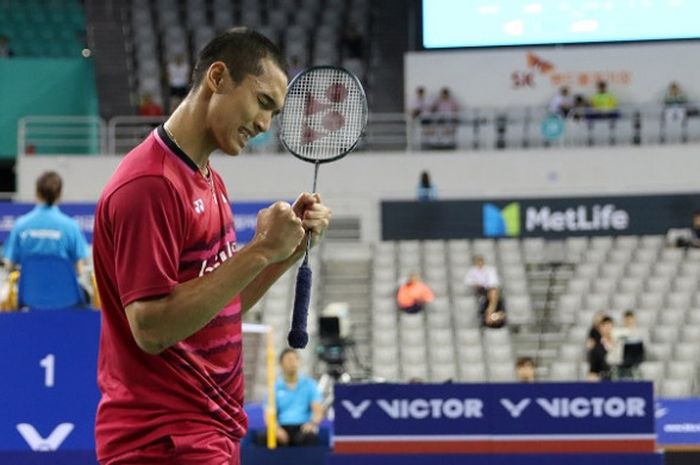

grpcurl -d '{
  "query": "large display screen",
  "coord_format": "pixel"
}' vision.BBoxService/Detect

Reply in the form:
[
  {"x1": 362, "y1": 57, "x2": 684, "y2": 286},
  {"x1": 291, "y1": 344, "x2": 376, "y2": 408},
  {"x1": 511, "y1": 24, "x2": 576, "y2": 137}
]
[{"x1": 422, "y1": 0, "x2": 700, "y2": 49}]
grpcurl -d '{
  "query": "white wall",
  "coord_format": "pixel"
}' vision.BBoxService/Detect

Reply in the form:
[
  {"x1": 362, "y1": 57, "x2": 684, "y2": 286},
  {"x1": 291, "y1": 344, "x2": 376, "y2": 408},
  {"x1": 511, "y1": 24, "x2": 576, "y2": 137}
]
[
  {"x1": 405, "y1": 42, "x2": 700, "y2": 109},
  {"x1": 17, "y1": 145, "x2": 700, "y2": 241}
]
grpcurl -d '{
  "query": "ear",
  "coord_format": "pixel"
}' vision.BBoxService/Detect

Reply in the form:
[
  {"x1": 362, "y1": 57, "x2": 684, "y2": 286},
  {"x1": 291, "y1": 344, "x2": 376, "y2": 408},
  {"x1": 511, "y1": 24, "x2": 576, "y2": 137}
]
[{"x1": 205, "y1": 61, "x2": 229, "y2": 94}]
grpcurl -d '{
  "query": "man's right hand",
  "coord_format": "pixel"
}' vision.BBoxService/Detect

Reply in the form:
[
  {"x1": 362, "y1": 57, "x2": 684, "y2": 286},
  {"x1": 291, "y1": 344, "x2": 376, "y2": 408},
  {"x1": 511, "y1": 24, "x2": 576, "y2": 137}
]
[{"x1": 252, "y1": 202, "x2": 306, "y2": 264}]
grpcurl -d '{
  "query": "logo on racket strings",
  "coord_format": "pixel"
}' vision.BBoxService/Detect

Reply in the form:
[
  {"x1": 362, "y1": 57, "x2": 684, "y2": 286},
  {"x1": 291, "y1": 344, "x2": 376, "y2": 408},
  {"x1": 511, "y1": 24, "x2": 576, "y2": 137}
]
[{"x1": 302, "y1": 83, "x2": 349, "y2": 145}]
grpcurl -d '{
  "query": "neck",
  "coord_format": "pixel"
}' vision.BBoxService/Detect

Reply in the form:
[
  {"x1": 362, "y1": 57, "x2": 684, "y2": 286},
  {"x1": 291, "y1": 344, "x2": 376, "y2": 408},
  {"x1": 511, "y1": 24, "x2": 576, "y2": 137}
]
[
  {"x1": 164, "y1": 91, "x2": 215, "y2": 172},
  {"x1": 284, "y1": 373, "x2": 298, "y2": 383}
]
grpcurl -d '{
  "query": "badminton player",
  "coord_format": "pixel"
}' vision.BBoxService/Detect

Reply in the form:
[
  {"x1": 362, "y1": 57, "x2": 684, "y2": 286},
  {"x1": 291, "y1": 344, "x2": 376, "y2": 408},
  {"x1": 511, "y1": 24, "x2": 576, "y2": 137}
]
[{"x1": 93, "y1": 28, "x2": 331, "y2": 465}]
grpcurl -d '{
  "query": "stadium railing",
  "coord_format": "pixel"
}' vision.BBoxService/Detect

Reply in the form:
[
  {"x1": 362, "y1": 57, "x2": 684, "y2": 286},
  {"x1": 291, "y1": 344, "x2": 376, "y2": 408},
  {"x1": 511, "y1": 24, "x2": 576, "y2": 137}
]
[{"x1": 15, "y1": 103, "x2": 700, "y2": 156}]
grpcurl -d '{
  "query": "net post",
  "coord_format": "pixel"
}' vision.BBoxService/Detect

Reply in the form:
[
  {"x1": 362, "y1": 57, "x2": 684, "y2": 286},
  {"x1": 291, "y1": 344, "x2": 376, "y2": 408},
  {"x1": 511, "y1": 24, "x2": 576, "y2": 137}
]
[{"x1": 265, "y1": 325, "x2": 277, "y2": 449}]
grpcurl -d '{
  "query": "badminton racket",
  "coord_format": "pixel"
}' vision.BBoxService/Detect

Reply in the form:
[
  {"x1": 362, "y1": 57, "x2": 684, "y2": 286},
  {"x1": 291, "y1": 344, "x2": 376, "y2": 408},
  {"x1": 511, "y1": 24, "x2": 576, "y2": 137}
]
[{"x1": 279, "y1": 66, "x2": 368, "y2": 349}]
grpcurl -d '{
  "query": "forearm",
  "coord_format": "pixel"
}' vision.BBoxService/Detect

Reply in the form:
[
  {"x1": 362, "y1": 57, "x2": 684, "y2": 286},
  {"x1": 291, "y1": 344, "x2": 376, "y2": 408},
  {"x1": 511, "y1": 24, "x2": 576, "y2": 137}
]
[
  {"x1": 486, "y1": 288, "x2": 499, "y2": 312},
  {"x1": 127, "y1": 243, "x2": 271, "y2": 354},
  {"x1": 240, "y1": 247, "x2": 304, "y2": 313},
  {"x1": 310, "y1": 403, "x2": 324, "y2": 425}
]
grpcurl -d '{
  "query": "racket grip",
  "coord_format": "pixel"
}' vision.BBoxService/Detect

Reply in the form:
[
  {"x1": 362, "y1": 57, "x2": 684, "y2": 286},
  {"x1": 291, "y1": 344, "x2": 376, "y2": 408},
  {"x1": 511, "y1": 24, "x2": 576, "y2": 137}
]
[{"x1": 288, "y1": 262, "x2": 312, "y2": 348}]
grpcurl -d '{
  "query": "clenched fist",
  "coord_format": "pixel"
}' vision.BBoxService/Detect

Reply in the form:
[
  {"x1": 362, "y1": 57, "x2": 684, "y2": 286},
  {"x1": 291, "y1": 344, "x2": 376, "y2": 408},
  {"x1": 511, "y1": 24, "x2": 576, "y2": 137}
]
[{"x1": 252, "y1": 201, "x2": 306, "y2": 263}]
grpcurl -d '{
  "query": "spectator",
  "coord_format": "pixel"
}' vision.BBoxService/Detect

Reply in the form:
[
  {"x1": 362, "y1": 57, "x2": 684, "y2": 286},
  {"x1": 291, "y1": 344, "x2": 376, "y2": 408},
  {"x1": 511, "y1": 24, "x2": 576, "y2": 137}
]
[
  {"x1": 590, "y1": 81, "x2": 619, "y2": 118},
  {"x1": 515, "y1": 356, "x2": 536, "y2": 383},
  {"x1": 613, "y1": 310, "x2": 648, "y2": 380},
  {"x1": 166, "y1": 54, "x2": 190, "y2": 112},
  {"x1": 274, "y1": 349, "x2": 324, "y2": 446},
  {"x1": 664, "y1": 81, "x2": 689, "y2": 121},
  {"x1": 587, "y1": 315, "x2": 614, "y2": 381},
  {"x1": 416, "y1": 170, "x2": 437, "y2": 201},
  {"x1": 586, "y1": 310, "x2": 605, "y2": 351},
  {"x1": 0, "y1": 35, "x2": 15, "y2": 57},
  {"x1": 570, "y1": 93, "x2": 590, "y2": 120},
  {"x1": 669, "y1": 211, "x2": 700, "y2": 248},
  {"x1": 138, "y1": 93, "x2": 164, "y2": 117},
  {"x1": 430, "y1": 87, "x2": 459, "y2": 149},
  {"x1": 396, "y1": 272, "x2": 435, "y2": 314},
  {"x1": 548, "y1": 86, "x2": 573, "y2": 116},
  {"x1": 341, "y1": 23, "x2": 364, "y2": 59},
  {"x1": 411, "y1": 86, "x2": 430, "y2": 120},
  {"x1": 465, "y1": 255, "x2": 506, "y2": 328}
]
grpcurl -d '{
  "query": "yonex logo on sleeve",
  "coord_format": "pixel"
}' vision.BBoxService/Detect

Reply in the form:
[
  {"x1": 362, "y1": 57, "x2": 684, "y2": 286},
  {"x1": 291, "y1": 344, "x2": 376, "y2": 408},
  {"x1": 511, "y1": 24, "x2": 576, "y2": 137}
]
[{"x1": 193, "y1": 199, "x2": 205, "y2": 214}]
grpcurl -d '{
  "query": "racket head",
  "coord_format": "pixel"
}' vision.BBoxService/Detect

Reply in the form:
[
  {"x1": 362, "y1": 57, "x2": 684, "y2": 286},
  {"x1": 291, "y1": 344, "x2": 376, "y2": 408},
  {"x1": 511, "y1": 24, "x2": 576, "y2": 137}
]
[{"x1": 279, "y1": 66, "x2": 368, "y2": 164}]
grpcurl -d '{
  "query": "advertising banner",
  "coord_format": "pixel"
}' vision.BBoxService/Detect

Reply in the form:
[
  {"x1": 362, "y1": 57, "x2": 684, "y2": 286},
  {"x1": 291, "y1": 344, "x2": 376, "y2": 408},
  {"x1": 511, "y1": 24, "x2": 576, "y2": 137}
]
[
  {"x1": 334, "y1": 382, "x2": 655, "y2": 455},
  {"x1": 656, "y1": 398, "x2": 700, "y2": 448},
  {"x1": 381, "y1": 193, "x2": 700, "y2": 240},
  {"x1": 0, "y1": 201, "x2": 273, "y2": 245}
]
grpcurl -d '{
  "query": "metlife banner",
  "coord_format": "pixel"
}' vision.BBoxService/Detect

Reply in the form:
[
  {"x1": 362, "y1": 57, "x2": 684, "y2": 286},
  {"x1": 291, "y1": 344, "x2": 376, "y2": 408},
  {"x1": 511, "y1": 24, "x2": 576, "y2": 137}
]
[
  {"x1": 0, "y1": 201, "x2": 273, "y2": 245},
  {"x1": 381, "y1": 193, "x2": 700, "y2": 240},
  {"x1": 334, "y1": 382, "x2": 655, "y2": 455}
]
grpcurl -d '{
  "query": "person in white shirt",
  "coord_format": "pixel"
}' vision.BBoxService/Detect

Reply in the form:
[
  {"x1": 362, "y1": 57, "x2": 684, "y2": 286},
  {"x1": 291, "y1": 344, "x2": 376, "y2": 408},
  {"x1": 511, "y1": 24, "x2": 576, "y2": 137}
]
[
  {"x1": 611, "y1": 310, "x2": 648, "y2": 380},
  {"x1": 548, "y1": 86, "x2": 573, "y2": 116},
  {"x1": 167, "y1": 54, "x2": 191, "y2": 112},
  {"x1": 465, "y1": 255, "x2": 505, "y2": 328}
]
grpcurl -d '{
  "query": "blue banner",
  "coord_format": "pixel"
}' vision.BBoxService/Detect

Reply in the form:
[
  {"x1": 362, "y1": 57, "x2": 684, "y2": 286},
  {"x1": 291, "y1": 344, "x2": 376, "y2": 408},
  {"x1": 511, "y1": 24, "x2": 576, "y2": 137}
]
[
  {"x1": 656, "y1": 398, "x2": 700, "y2": 447},
  {"x1": 0, "y1": 201, "x2": 274, "y2": 246},
  {"x1": 334, "y1": 382, "x2": 655, "y2": 455}
]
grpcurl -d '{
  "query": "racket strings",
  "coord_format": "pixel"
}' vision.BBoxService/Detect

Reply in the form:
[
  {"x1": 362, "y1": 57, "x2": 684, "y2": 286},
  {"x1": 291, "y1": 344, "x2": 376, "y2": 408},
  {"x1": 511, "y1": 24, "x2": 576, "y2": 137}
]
[{"x1": 281, "y1": 68, "x2": 367, "y2": 162}]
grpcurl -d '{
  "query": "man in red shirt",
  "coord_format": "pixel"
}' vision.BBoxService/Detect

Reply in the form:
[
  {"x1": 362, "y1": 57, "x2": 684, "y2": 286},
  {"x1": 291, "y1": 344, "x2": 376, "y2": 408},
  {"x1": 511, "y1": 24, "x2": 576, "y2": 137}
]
[{"x1": 93, "y1": 29, "x2": 331, "y2": 464}]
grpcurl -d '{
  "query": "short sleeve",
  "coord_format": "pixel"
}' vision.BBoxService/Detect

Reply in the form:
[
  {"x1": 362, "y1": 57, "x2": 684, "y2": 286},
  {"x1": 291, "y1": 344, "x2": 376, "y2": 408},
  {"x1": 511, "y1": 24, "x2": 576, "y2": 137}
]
[
  {"x1": 4, "y1": 225, "x2": 19, "y2": 264},
  {"x1": 486, "y1": 267, "x2": 501, "y2": 288},
  {"x1": 69, "y1": 221, "x2": 89, "y2": 262},
  {"x1": 308, "y1": 378, "x2": 322, "y2": 404},
  {"x1": 107, "y1": 176, "x2": 186, "y2": 307}
]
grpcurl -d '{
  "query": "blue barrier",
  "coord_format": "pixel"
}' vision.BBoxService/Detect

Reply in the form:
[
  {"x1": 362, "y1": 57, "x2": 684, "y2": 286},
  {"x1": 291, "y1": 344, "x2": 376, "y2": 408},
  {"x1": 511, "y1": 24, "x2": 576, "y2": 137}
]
[
  {"x1": 0, "y1": 201, "x2": 275, "y2": 245},
  {"x1": 657, "y1": 398, "x2": 700, "y2": 448}
]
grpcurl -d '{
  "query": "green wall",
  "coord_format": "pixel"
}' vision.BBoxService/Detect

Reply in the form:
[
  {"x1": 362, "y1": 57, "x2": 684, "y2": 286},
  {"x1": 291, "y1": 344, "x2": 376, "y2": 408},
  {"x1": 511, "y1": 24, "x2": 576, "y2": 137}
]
[{"x1": 0, "y1": 58, "x2": 98, "y2": 158}]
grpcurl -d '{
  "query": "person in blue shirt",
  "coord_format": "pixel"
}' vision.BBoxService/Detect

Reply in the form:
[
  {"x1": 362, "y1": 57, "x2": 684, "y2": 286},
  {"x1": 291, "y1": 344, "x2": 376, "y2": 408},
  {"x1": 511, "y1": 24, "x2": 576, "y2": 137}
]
[
  {"x1": 274, "y1": 348, "x2": 324, "y2": 446},
  {"x1": 4, "y1": 171, "x2": 88, "y2": 275},
  {"x1": 416, "y1": 170, "x2": 437, "y2": 201}
]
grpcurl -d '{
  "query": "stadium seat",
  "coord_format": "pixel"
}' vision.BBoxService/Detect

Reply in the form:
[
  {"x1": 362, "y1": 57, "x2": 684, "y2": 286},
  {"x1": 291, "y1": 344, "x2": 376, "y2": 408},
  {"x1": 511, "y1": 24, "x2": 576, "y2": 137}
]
[
  {"x1": 18, "y1": 255, "x2": 86, "y2": 310},
  {"x1": 661, "y1": 379, "x2": 693, "y2": 398},
  {"x1": 488, "y1": 363, "x2": 515, "y2": 382},
  {"x1": 639, "y1": 361, "x2": 665, "y2": 383},
  {"x1": 549, "y1": 361, "x2": 578, "y2": 381}
]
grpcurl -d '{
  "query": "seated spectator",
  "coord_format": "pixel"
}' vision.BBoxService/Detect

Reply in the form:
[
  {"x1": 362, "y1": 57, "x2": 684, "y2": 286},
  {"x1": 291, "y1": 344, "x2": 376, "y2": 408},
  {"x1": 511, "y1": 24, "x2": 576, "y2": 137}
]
[
  {"x1": 272, "y1": 349, "x2": 324, "y2": 446},
  {"x1": 429, "y1": 87, "x2": 459, "y2": 149},
  {"x1": 613, "y1": 310, "x2": 648, "y2": 380},
  {"x1": 3, "y1": 172, "x2": 90, "y2": 305},
  {"x1": 586, "y1": 310, "x2": 605, "y2": 351},
  {"x1": 166, "y1": 54, "x2": 190, "y2": 112},
  {"x1": 396, "y1": 273, "x2": 435, "y2": 314},
  {"x1": 570, "y1": 94, "x2": 590, "y2": 120},
  {"x1": 590, "y1": 81, "x2": 619, "y2": 118},
  {"x1": 465, "y1": 255, "x2": 506, "y2": 328},
  {"x1": 515, "y1": 356, "x2": 536, "y2": 383},
  {"x1": 138, "y1": 93, "x2": 164, "y2": 117},
  {"x1": 416, "y1": 170, "x2": 437, "y2": 201},
  {"x1": 670, "y1": 211, "x2": 700, "y2": 248},
  {"x1": 0, "y1": 35, "x2": 15, "y2": 57},
  {"x1": 664, "y1": 81, "x2": 690, "y2": 121},
  {"x1": 341, "y1": 23, "x2": 365, "y2": 60},
  {"x1": 587, "y1": 315, "x2": 614, "y2": 381},
  {"x1": 548, "y1": 86, "x2": 573, "y2": 116},
  {"x1": 411, "y1": 86, "x2": 430, "y2": 121}
]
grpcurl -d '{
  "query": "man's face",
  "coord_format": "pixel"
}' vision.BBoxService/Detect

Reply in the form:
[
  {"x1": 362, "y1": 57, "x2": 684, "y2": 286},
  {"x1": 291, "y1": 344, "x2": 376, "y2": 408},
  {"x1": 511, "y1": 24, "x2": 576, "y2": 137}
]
[
  {"x1": 474, "y1": 257, "x2": 484, "y2": 268},
  {"x1": 624, "y1": 315, "x2": 636, "y2": 328},
  {"x1": 280, "y1": 351, "x2": 299, "y2": 377},
  {"x1": 516, "y1": 363, "x2": 535, "y2": 382},
  {"x1": 207, "y1": 58, "x2": 287, "y2": 156},
  {"x1": 692, "y1": 214, "x2": 700, "y2": 229}
]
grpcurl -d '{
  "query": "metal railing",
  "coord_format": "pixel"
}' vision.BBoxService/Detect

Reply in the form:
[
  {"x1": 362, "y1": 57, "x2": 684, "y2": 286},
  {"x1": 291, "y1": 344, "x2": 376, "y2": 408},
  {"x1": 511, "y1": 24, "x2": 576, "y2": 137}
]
[{"x1": 16, "y1": 104, "x2": 700, "y2": 156}]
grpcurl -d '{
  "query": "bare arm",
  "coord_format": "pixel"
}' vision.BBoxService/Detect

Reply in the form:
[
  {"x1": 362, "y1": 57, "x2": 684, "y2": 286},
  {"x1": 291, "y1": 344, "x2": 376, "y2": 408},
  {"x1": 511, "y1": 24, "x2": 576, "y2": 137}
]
[
  {"x1": 486, "y1": 287, "x2": 500, "y2": 314},
  {"x1": 126, "y1": 202, "x2": 305, "y2": 355}
]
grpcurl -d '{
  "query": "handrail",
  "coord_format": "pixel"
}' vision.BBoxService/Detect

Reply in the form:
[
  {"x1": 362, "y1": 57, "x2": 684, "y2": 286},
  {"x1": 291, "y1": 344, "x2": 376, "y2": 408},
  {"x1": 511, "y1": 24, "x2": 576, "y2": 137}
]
[{"x1": 15, "y1": 103, "x2": 700, "y2": 156}]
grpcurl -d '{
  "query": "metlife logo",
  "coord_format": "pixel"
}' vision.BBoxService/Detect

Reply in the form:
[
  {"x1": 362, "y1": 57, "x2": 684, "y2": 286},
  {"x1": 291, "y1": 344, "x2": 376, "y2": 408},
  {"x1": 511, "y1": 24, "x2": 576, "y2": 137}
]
[{"x1": 483, "y1": 202, "x2": 630, "y2": 236}]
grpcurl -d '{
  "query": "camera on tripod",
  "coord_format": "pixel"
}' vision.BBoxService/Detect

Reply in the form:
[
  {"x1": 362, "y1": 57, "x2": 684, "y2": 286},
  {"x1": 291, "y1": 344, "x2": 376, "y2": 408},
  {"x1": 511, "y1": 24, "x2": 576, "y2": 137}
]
[{"x1": 317, "y1": 315, "x2": 351, "y2": 379}]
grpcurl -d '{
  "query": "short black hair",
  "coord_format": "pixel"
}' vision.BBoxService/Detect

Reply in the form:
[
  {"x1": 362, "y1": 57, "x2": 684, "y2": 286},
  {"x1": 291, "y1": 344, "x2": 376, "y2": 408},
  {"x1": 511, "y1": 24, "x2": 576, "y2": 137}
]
[
  {"x1": 36, "y1": 171, "x2": 63, "y2": 206},
  {"x1": 191, "y1": 28, "x2": 286, "y2": 89},
  {"x1": 601, "y1": 316, "x2": 614, "y2": 324},
  {"x1": 516, "y1": 356, "x2": 535, "y2": 368},
  {"x1": 623, "y1": 310, "x2": 635, "y2": 318},
  {"x1": 279, "y1": 348, "x2": 297, "y2": 363}
]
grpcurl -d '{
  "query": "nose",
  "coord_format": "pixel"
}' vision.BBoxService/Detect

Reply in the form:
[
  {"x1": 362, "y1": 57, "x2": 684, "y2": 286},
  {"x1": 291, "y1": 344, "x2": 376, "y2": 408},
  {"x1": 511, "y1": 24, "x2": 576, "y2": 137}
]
[{"x1": 254, "y1": 111, "x2": 273, "y2": 134}]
